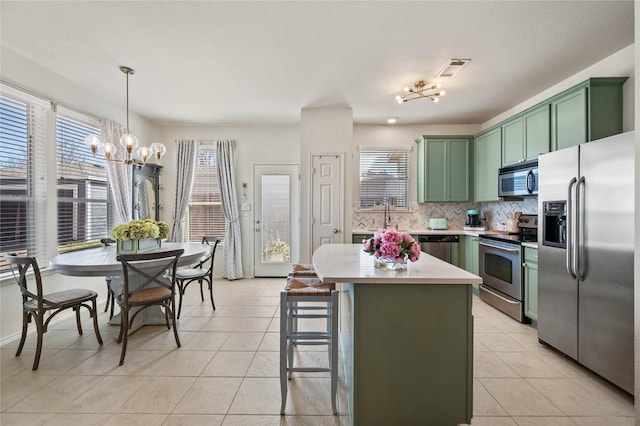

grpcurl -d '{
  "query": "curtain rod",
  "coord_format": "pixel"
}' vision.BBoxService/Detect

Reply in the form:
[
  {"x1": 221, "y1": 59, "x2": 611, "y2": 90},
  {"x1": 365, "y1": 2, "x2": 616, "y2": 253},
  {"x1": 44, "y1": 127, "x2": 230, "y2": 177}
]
[{"x1": 1, "y1": 79, "x2": 102, "y2": 123}]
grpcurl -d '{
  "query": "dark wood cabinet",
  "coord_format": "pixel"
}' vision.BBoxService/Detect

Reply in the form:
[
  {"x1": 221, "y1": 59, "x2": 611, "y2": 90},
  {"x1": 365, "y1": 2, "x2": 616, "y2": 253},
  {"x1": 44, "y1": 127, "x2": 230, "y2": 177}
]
[{"x1": 132, "y1": 164, "x2": 162, "y2": 221}]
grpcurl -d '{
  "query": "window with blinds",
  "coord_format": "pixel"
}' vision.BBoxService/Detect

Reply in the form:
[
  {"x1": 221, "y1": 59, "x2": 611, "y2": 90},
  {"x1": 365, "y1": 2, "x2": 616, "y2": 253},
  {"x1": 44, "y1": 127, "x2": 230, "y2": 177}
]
[
  {"x1": 188, "y1": 145, "x2": 226, "y2": 242},
  {"x1": 359, "y1": 147, "x2": 410, "y2": 209},
  {"x1": 0, "y1": 93, "x2": 49, "y2": 272},
  {"x1": 56, "y1": 108, "x2": 108, "y2": 252}
]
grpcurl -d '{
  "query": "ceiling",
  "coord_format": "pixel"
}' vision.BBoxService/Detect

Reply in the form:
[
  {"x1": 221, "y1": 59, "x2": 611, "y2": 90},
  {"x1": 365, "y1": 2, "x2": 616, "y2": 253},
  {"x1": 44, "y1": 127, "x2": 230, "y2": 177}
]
[{"x1": 0, "y1": 1, "x2": 634, "y2": 126}]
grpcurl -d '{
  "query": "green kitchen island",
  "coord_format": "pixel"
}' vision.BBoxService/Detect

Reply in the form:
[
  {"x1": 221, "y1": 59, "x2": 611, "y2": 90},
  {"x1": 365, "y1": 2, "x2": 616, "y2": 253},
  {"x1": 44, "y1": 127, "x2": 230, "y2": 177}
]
[{"x1": 312, "y1": 244, "x2": 482, "y2": 426}]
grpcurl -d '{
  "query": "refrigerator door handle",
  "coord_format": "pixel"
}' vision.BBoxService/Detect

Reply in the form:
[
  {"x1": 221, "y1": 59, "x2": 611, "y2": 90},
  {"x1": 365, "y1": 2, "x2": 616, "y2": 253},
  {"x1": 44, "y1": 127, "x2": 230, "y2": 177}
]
[
  {"x1": 566, "y1": 177, "x2": 578, "y2": 279},
  {"x1": 575, "y1": 176, "x2": 586, "y2": 280}
]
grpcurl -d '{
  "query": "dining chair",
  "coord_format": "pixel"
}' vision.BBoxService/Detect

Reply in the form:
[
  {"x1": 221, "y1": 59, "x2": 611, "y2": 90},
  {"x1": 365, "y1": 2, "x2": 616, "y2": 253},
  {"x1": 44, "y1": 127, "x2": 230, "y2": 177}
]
[
  {"x1": 4, "y1": 253, "x2": 103, "y2": 370},
  {"x1": 175, "y1": 236, "x2": 220, "y2": 319},
  {"x1": 100, "y1": 238, "x2": 116, "y2": 319},
  {"x1": 115, "y1": 249, "x2": 184, "y2": 366}
]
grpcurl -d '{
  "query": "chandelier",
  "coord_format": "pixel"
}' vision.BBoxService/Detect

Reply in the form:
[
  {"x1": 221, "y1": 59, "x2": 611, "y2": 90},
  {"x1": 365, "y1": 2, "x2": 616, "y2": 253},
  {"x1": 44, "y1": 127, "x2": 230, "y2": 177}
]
[
  {"x1": 395, "y1": 80, "x2": 445, "y2": 103},
  {"x1": 85, "y1": 66, "x2": 166, "y2": 166}
]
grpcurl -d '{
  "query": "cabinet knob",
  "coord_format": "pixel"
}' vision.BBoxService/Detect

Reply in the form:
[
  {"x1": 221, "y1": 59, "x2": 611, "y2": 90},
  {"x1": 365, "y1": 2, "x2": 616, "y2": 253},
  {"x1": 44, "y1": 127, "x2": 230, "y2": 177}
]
[{"x1": 522, "y1": 262, "x2": 527, "y2": 267}]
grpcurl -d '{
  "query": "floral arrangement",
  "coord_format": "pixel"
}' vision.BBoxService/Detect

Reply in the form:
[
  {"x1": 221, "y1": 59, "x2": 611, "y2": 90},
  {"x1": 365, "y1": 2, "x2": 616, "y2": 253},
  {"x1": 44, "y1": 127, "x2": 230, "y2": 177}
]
[
  {"x1": 362, "y1": 228, "x2": 421, "y2": 263},
  {"x1": 110, "y1": 219, "x2": 170, "y2": 241}
]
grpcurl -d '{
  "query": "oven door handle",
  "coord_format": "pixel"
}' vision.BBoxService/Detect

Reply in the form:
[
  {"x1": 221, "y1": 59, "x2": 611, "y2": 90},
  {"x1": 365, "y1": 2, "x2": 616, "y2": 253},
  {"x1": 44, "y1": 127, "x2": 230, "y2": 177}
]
[{"x1": 478, "y1": 241, "x2": 520, "y2": 253}]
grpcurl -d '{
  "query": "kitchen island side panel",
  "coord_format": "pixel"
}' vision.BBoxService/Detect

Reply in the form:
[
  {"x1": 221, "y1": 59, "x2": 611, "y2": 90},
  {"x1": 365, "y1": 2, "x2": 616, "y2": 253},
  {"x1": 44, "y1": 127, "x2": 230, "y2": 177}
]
[{"x1": 340, "y1": 282, "x2": 473, "y2": 426}]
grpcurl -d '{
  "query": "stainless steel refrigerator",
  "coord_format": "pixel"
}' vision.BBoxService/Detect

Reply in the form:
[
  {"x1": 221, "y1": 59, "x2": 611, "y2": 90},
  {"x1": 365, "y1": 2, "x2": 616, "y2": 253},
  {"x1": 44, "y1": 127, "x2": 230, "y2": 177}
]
[{"x1": 538, "y1": 131, "x2": 634, "y2": 394}]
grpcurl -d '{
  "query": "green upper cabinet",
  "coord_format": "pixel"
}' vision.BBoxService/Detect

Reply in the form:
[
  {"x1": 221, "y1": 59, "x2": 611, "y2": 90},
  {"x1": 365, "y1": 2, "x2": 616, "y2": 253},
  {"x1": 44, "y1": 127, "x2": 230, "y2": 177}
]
[
  {"x1": 474, "y1": 128, "x2": 501, "y2": 202},
  {"x1": 551, "y1": 85, "x2": 587, "y2": 150},
  {"x1": 416, "y1": 136, "x2": 472, "y2": 203},
  {"x1": 502, "y1": 104, "x2": 550, "y2": 166},
  {"x1": 524, "y1": 104, "x2": 551, "y2": 159},
  {"x1": 551, "y1": 77, "x2": 627, "y2": 151},
  {"x1": 501, "y1": 116, "x2": 524, "y2": 166}
]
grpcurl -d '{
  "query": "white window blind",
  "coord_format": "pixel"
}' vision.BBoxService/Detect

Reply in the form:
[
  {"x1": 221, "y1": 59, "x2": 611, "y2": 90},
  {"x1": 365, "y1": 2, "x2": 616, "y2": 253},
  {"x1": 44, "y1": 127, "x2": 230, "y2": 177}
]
[
  {"x1": 0, "y1": 92, "x2": 49, "y2": 272},
  {"x1": 359, "y1": 147, "x2": 410, "y2": 209},
  {"x1": 188, "y1": 145, "x2": 226, "y2": 242},
  {"x1": 56, "y1": 107, "x2": 108, "y2": 253}
]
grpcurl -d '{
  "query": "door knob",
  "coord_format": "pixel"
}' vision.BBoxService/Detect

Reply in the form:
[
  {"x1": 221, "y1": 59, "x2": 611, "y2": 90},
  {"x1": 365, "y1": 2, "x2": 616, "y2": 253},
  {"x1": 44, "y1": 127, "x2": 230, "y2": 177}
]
[{"x1": 332, "y1": 228, "x2": 340, "y2": 234}]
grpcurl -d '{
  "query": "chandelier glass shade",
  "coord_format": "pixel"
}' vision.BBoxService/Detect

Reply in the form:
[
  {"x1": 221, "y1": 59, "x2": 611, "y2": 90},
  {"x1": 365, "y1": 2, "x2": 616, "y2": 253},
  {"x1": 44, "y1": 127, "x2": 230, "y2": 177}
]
[
  {"x1": 395, "y1": 80, "x2": 445, "y2": 103},
  {"x1": 85, "y1": 66, "x2": 166, "y2": 166}
]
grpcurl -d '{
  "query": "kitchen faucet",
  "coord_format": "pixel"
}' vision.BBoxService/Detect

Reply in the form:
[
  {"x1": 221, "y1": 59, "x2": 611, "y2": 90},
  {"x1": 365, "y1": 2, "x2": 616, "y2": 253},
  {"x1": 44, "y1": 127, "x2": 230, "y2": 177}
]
[{"x1": 383, "y1": 198, "x2": 391, "y2": 229}]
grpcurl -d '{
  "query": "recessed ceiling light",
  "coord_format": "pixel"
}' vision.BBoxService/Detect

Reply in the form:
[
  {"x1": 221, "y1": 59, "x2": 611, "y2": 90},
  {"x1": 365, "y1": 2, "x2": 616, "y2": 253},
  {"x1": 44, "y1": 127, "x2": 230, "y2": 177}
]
[{"x1": 386, "y1": 117, "x2": 398, "y2": 124}]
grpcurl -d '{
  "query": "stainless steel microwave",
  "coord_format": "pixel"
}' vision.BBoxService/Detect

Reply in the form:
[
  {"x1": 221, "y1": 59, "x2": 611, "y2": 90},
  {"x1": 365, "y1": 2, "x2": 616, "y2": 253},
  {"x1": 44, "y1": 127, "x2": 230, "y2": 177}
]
[{"x1": 498, "y1": 160, "x2": 538, "y2": 197}]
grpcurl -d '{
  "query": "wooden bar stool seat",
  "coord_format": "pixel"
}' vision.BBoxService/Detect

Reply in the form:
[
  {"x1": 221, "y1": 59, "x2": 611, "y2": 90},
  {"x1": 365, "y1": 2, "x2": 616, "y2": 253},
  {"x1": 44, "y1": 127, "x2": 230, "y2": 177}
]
[{"x1": 288, "y1": 263, "x2": 318, "y2": 278}]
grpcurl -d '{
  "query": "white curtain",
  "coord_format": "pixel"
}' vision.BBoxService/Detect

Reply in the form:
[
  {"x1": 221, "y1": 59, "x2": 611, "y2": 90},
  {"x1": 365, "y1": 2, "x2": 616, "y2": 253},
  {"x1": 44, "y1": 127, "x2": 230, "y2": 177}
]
[
  {"x1": 217, "y1": 139, "x2": 243, "y2": 280},
  {"x1": 170, "y1": 139, "x2": 199, "y2": 242},
  {"x1": 101, "y1": 120, "x2": 132, "y2": 224}
]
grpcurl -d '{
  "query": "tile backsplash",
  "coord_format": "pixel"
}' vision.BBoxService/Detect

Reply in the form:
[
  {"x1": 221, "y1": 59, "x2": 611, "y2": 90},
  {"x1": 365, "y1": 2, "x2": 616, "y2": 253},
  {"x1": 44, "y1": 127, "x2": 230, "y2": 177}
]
[
  {"x1": 352, "y1": 198, "x2": 538, "y2": 231},
  {"x1": 480, "y1": 198, "x2": 538, "y2": 230}
]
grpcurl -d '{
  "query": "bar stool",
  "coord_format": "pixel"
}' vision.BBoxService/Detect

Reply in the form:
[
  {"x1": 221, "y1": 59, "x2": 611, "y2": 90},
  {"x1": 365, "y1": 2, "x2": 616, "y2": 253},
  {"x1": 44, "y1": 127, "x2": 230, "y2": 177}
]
[
  {"x1": 288, "y1": 264, "x2": 319, "y2": 334},
  {"x1": 280, "y1": 276, "x2": 338, "y2": 415},
  {"x1": 289, "y1": 263, "x2": 318, "y2": 278}
]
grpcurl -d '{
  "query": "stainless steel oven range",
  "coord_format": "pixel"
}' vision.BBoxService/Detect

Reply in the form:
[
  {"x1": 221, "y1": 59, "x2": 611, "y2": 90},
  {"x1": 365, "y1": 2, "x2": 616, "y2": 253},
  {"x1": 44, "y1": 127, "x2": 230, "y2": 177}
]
[{"x1": 478, "y1": 214, "x2": 537, "y2": 322}]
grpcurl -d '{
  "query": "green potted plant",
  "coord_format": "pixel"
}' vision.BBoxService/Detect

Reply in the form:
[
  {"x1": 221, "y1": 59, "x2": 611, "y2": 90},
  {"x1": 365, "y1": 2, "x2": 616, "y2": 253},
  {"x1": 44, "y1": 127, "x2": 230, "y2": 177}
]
[{"x1": 110, "y1": 219, "x2": 170, "y2": 254}]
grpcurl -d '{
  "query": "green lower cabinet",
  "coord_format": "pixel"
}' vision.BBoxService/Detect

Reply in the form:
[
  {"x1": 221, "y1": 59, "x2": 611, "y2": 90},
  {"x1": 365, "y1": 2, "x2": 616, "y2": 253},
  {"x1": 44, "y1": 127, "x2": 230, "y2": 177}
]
[
  {"x1": 352, "y1": 233, "x2": 373, "y2": 244},
  {"x1": 465, "y1": 236, "x2": 479, "y2": 275},
  {"x1": 339, "y1": 282, "x2": 473, "y2": 425},
  {"x1": 523, "y1": 247, "x2": 538, "y2": 322},
  {"x1": 463, "y1": 235, "x2": 480, "y2": 291}
]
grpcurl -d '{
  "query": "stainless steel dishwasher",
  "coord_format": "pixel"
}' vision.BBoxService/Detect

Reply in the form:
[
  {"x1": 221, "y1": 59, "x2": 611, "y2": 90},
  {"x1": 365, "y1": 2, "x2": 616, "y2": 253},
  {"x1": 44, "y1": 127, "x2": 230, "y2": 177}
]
[{"x1": 418, "y1": 235, "x2": 459, "y2": 264}]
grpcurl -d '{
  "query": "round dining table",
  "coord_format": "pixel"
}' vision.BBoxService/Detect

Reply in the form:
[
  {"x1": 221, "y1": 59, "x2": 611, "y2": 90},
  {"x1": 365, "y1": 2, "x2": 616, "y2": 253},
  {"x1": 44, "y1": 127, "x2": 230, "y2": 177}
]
[
  {"x1": 49, "y1": 242, "x2": 212, "y2": 276},
  {"x1": 49, "y1": 242, "x2": 212, "y2": 328}
]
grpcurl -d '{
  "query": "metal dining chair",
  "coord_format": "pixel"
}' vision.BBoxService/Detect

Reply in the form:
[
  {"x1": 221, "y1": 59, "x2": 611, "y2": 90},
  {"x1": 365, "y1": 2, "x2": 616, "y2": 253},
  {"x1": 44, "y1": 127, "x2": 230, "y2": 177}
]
[
  {"x1": 115, "y1": 249, "x2": 184, "y2": 366},
  {"x1": 175, "y1": 236, "x2": 220, "y2": 319},
  {"x1": 5, "y1": 253, "x2": 103, "y2": 370}
]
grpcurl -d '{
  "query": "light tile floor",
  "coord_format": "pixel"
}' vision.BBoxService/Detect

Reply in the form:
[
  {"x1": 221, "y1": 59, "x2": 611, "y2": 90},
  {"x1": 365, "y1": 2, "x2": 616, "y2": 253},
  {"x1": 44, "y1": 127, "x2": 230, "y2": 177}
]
[{"x1": 0, "y1": 278, "x2": 634, "y2": 425}]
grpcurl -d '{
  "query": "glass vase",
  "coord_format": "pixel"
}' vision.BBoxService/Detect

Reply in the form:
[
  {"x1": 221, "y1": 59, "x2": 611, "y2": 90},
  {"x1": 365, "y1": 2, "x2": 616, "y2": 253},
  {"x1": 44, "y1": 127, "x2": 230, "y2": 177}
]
[{"x1": 373, "y1": 255, "x2": 408, "y2": 271}]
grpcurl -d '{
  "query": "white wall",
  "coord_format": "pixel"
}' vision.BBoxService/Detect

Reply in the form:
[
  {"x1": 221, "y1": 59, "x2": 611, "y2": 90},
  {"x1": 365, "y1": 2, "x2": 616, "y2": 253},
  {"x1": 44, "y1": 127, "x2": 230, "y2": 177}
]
[{"x1": 299, "y1": 108, "x2": 354, "y2": 262}]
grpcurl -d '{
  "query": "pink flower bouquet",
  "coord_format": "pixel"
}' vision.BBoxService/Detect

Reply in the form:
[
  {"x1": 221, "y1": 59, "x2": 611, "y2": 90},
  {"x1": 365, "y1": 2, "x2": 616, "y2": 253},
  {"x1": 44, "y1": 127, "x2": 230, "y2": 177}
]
[{"x1": 362, "y1": 228, "x2": 421, "y2": 263}]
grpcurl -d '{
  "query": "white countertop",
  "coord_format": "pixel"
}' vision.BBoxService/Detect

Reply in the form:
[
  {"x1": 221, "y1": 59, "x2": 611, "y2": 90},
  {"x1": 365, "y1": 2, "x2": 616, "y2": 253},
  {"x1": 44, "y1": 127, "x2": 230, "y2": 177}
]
[{"x1": 312, "y1": 243, "x2": 482, "y2": 285}]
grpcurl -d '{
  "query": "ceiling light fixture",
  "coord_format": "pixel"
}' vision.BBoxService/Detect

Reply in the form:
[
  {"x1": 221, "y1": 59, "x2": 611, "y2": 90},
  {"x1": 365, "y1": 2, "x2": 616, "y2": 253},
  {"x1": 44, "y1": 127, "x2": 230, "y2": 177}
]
[
  {"x1": 395, "y1": 80, "x2": 445, "y2": 104},
  {"x1": 85, "y1": 66, "x2": 166, "y2": 166},
  {"x1": 386, "y1": 117, "x2": 398, "y2": 124}
]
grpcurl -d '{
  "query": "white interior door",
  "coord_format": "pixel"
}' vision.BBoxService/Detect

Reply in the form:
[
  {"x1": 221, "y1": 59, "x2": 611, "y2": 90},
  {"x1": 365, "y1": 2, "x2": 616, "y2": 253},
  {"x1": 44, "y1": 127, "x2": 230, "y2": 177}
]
[
  {"x1": 253, "y1": 164, "x2": 299, "y2": 277},
  {"x1": 311, "y1": 154, "x2": 343, "y2": 253}
]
